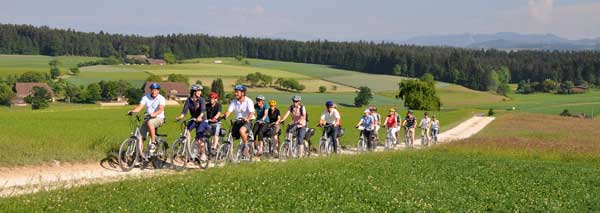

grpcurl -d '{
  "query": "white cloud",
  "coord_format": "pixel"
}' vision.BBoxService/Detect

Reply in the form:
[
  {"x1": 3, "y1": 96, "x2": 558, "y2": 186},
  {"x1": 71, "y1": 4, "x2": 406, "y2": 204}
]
[{"x1": 528, "y1": 0, "x2": 554, "y2": 22}]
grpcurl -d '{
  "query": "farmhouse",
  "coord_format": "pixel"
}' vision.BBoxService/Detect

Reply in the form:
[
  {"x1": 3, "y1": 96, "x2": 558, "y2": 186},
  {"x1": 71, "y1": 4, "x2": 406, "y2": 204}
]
[
  {"x1": 12, "y1": 82, "x2": 55, "y2": 106},
  {"x1": 569, "y1": 86, "x2": 588, "y2": 94},
  {"x1": 126, "y1": 55, "x2": 166, "y2": 66},
  {"x1": 144, "y1": 82, "x2": 188, "y2": 101}
]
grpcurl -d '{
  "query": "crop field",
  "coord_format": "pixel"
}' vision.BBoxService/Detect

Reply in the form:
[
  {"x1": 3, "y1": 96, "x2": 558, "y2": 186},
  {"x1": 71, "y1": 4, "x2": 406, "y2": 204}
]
[
  {"x1": 66, "y1": 65, "x2": 149, "y2": 87},
  {"x1": 0, "y1": 55, "x2": 102, "y2": 77},
  {"x1": 2, "y1": 113, "x2": 599, "y2": 211},
  {"x1": 378, "y1": 84, "x2": 507, "y2": 109},
  {"x1": 189, "y1": 77, "x2": 357, "y2": 93},
  {"x1": 0, "y1": 103, "x2": 471, "y2": 167},
  {"x1": 136, "y1": 63, "x2": 309, "y2": 79},
  {"x1": 479, "y1": 89, "x2": 600, "y2": 117}
]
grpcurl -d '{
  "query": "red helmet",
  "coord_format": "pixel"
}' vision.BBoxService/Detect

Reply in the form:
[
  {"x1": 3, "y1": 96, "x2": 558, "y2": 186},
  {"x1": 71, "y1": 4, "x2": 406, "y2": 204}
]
[{"x1": 209, "y1": 92, "x2": 219, "y2": 99}]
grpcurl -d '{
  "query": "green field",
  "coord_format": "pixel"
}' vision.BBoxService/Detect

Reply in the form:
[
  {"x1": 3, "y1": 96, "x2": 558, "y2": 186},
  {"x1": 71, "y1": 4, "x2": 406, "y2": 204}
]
[
  {"x1": 66, "y1": 65, "x2": 150, "y2": 87},
  {"x1": 479, "y1": 89, "x2": 600, "y2": 117},
  {"x1": 2, "y1": 113, "x2": 599, "y2": 211},
  {"x1": 0, "y1": 55, "x2": 101, "y2": 77},
  {"x1": 0, "y1": 103, "x2": 472, "y2": 167}
]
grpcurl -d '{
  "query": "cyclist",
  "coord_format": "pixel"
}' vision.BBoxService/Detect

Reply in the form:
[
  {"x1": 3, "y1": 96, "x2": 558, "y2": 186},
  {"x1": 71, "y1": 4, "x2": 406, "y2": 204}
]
[
  {"x1": 175, "y1": 84, "x2": 209, "y2": 161},
  {"x1": 333, "y1": 104, "x2": 343, "y2": 151},
  {"x1": 280, "y1": 95, "x2": 308, "y2": 156},
  {"x1": 356, "y1": 108, "x2": 376, "y2": 150},
  {"x1": 385, "y1": 108, "x2": 399, "y2": 145},
  {"x1": 402, "y1": 110, "x2": 417, "y2": 145},
  {"x1": 431, "y1": 115, "x2": 440, "y2": 143},
  {"x1": 253, "y1": 95, "x2": 269, "y2": 156},
  {"x1": 206, "y1": 92, "x2": 222, "y2": 152},
  {"x1": 419, "y1": 112, "x2": 431, "y2": 146},
  {"x1": 319, "y1": 100, "x2": 340, "y2": 153},
  {"x1": 267, "y1": 100, "x2": 282, "y2": 154},
  {"x1": 224, "y1": 85, "x2": 255, "y2": 157},
  {"x1": 127, "y1": 83, "x2": 166, "y2": 157},
  {"x1": 370, "y1": 106, "x2": 381, "y2": 145}
]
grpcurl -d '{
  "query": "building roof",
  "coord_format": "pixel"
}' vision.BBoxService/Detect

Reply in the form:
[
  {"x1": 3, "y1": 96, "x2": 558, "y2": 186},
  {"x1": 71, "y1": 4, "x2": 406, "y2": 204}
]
[
  {"x1": 144, "y1": 82, "x2": 188, "y2": 97},
  {"x1": 147, "y1": 58, "x2": 166, "y2": 65},
  {"x1": 14, "y1": 83, "x2": 54, "y2": 98},
  {"x1": 126, "y1": 55, "x2": 148, "y2": 61}
]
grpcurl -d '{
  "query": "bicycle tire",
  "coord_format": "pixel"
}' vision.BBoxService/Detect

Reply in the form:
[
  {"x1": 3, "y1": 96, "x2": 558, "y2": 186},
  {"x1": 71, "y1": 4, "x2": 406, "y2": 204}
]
[
  {"x1": 152, "y1": 138, "x2": 169, "y2": 169},
  {"x1": 170, "y1": 138, "x2": 189, "y2": 171},
  {"x1": 215, "y1": 142, "x2": 232, "y2": 166},
  {"x1": 279, "y1": 141, "x2": 290, "y2": 161},
  {"x1": 118, "y1": 138, "x2": 138, "y2": 171}
]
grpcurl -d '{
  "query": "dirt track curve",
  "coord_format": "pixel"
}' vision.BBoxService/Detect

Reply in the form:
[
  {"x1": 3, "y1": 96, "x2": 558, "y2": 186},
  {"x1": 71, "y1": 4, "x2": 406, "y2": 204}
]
[{"x1": 0, "y1": 115, "x2": 495, "y2": 197}]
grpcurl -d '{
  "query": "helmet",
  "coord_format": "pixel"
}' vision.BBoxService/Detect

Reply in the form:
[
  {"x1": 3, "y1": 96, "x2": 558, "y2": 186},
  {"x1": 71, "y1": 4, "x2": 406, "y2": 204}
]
[
  {"x1": 190, "y1": 84, "x2": 203, "y2": 92},
  {"x1": 234, "y1": 85, "x2": 247, "y2": 91},
  {"x1": 364, "y1": 108, "x2": 370, "y2": 113},
  {"x1": 408, "y1": 110, "x2": 413, "y2": 114},
  {"x1": 292, "y1": 95, "x2": 301, "y2": 102},
  {"x1": 149, "y1": 83, "x2": 161, "y2": 90},
  {"x1": 209, "y1": 92, "x2": 219, "y2": 99},
  {"x1": 269, "y1": 100, "x2": 277, "y2": 106},
  {"x1": 371, "y1": 106, "x2": 377, "y2": 111},
  {"x1": 256, "y1": 95, "x2": 265, "y2": 101},
  {"x1": 389, "y1": 108, "x2": 396, "y2": 113},
  {"x1": 325, "y1": 101, "x2": 334, "y2": 107}
]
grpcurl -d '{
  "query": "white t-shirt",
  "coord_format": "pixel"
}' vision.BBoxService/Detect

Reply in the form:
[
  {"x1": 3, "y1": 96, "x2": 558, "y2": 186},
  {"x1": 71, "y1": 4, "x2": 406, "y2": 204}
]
[
  {"x1": 140, "y1": 94, "x2": 166, "y2": 118},
  {"x1": 320, "y1": 109, "x2": 340, "y2": 125},
  {"x1": 227, "y1": 97, "x2": 255, "y2": 119},
  {"x1": 420, "y1": 117, "x2": 431, "y2": 129}
]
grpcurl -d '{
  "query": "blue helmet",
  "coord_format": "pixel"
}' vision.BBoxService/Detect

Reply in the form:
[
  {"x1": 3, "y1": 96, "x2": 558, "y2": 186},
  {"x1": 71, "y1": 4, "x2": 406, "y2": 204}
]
[
  {"x1": 149, "y1": 83, "x2": 161, "y2": 90},
  {"x1": 234, "y1": 84, "x2": 247, "y2": 91},
  {"x1": 325, "y1": 100, "x2": 334, "y2": 107}
]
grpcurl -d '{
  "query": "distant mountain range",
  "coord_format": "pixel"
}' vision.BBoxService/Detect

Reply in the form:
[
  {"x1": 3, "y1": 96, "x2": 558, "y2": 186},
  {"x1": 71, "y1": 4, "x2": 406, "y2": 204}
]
[{"x1": 399, "y1": 32, "x2": 600, "y2": 51}]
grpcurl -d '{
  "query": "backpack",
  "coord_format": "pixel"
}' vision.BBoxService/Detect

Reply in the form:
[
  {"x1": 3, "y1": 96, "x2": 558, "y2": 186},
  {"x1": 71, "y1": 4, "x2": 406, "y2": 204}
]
[{"x1": 289, "y1": 104, "x2": 309, "y2": 122}]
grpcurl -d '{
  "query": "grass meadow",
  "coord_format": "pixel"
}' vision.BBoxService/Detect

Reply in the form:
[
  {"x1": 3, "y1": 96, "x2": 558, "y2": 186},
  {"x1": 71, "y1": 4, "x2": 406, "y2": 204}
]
[
  {"x1": 0, "y1": 55, "x2": 101, "y2": 77},
  {"x1": 1, "y1": 113, "x2": 599, "y2": 211},
  {"x1": 0, "y1": 103, "x2": 472, "y2": 167}
]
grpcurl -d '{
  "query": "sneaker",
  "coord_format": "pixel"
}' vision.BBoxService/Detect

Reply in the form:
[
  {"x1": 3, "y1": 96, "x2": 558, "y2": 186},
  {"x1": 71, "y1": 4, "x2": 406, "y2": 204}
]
[
  {"x1": 200, "y1": 154, "x2": 207, "y2": 162},
  {"x1": 149, "y1": 143, "x2": 157, "y2": 154}
]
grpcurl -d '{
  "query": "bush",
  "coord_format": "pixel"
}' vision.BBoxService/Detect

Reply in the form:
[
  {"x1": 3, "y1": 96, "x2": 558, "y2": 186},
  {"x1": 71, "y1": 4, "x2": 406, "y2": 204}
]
[
  {"x1": 126, "y1": 87, "x2": 144, "y2": 105},
  {"x1": 397, "y1": 79, "x2": 441, "y2": 111},
  {"x1": 319, "y1": 86, "x2": 327, "y2": 93},
  {"x1": 0, "y1": 83, "x2": 15, "y2": 106},
  {"x1": 488, "y1": 108, "x2": 495, "y2": 116},
  {"x1": 560, "y1": 109, "x2": 572, "y2": 117}
]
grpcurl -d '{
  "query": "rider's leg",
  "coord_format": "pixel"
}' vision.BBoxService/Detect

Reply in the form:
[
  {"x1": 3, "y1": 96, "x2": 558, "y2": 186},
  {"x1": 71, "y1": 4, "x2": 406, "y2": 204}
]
[
  {"x1": 330, "y1": 127, "x2": 338, "y2": 153},
  {"x1": 297, "y1": 126, "x2": 307, "y2": 156},
  {"x1": 212, "y1": 123, "x2": 221, "y2": 150},
  {"x1": 240, "y1": 124, "x2": 249, "y2": 156}
]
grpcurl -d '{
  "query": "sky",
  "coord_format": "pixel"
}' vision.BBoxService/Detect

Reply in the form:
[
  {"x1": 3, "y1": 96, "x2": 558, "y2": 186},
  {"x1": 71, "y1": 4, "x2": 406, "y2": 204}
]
[{"x1": 0, "y1": 0, "x2": 599, "y2": 41}]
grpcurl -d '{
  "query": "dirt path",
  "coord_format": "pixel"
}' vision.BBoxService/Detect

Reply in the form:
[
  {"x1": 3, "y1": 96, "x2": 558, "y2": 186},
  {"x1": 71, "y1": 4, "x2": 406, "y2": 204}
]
[{"x1": 0, "y1": 115, "x2": 495, "y2": 197}]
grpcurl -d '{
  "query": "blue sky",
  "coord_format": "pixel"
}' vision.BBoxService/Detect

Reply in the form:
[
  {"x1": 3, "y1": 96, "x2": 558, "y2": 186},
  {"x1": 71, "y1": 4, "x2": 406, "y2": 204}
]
[{"x1": 1, "y1": 0, "x2": 598, "y2": 40}]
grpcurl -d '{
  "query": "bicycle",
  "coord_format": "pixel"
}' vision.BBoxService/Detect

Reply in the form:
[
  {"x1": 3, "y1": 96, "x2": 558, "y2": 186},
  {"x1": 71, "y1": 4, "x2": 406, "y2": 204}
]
[
  {"x1": 260, "y1": 122, "x2": 280, "y2": 159},
  {"x1": 421, "y1": 127, "x2": 430, "y2": 146},
  {"x1": 279, "y1": 123, "x2": 311, "y2": 160},
  {"x1": 404, "y1": 126, "x2": 414, "y2": 148},
  {"x1": 384, "y1": 127, "x2": 397, "y2": 150},
  {"x1": 215, "y1": 118, "x2": 254, "y2": 164},
  {"x1": 318, "y1": 123, "x2": 336, "y2": 155},
  {"x1": 170, "y1": 119, "x2": 209, "y2": 170},
  {"x1": 356, "y1": 126, "x2": 368, "y2": 152},
  {"x1": 118, "y1": 114, "x2": 169, "y2": 171}
]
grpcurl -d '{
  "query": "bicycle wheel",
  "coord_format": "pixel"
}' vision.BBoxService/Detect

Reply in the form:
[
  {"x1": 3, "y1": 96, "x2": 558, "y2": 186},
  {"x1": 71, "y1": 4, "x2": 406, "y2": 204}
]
[
  {"x1": 170, "y1": 138, "x2": 189, "y2": 171},
  {"x1": 279, "y1": 140, "x2": 291, "y2": 161},
  {"x1": 318, "y1": 137, "x2": 327, "y2": 155},
  {"x1": 303, "y1": 140, "x2": 311, "y2": 158},
  {"x1": 118, "y1": 138, "x2": 139, "y2": 171},
  {"x1": 152, "y1": 138, "x2": 169, "y2": 169},
  {"x1": 357, "y1": 137, "x2": 366, "y2": 152},
  {"x1": 215, "y1": 142, "x2": 232, "y2": 166}
]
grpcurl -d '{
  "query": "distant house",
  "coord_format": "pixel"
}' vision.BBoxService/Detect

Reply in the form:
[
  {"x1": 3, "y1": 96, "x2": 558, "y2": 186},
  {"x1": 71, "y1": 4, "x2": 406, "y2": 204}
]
[
  {"x1": 213, "y1": 60, "x2": 223, "y2": 64},
  {"x1": 126, "y1": 55, "x2": 166, "y2": 66},
  {"x1": 144, "y1": 82, "x2": 188, "y2": 101},
  {"x1": 569, "y1": 86, "x2": 588, "y2": 94},
  {"x1": 147, "y1": 59, "x2": 166, "y2": 66},
  {"x1": 13, "y1": 83, "x2": 55, "y2": 106}
]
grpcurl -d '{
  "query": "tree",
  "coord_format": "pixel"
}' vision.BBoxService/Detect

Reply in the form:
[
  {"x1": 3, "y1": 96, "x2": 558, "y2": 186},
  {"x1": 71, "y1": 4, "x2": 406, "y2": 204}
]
[
  {"x1": 167, "y1": 73, "x2": 189, "y2": 85},
  {"x1": 25, "y1": 86, "x2": 51, "y2": 109},
  {"x1": 49, "y1": 59, "x2": 62, "y2": 79},
  {"x1": 0, "y1": 83, "x2": 15, "y2": 106},
  {"x1": 420, "y1": 73, "x2": 435, "y2": 86},
  {"x1": 319, "y1": 86, "x2": 327, "y2": 93},
  {"x1": 541, "y1": 79, "x2": 560, "y2": 93},
  {"x1": 146, "y1": 75, "x2": 163, "y2": 82},
  {"x1": 558, "y1": 81, "x2": 575, "y2": 94},
  {"x1": 211, "y1": 78, "x2": 225, "y2": 98},
  {"x1": 19, "y1": 71, "x2": 47, "y2": 83},
  {"x1": 397, "y1": 79, "x2": 441, "y2": 111},
  {"x1": 246, "y1": 73, "x2": 260, "y2": 87},
  {"x1": 64, "y1": 83, "x2": 82, "y2": 103},
  {"x1": 560, "y1": 109, "x2": 572, "y2": 117},
  {"x1": 98, "y1": 80, "x2": 119, "y2": 101},
  {"x1": 354, "y1": 86, "x2": 373, "y2": 107},
  {"x1": 70, "y1": 67, "x2": 80, "y2": 75},
  {"x1": 163, "y1": 51, "x2": 176, "y2": 64},
  {"x1": 496, "y1": 83, "x2": 511, "y2": 96},
  {"x1": 86, "y1": 83, "x2": 102, "y2": 102},
  {"x1": 125, "y1": 87, "x2": 144, "y2": 105}
]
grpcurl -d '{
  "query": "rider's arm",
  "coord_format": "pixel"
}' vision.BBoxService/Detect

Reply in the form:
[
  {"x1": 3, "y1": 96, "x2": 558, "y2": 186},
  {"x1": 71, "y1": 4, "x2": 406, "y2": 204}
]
[
  {"x1": 319, "y1": 112, "x2": 326, "y2": 126},
  {"x1": 213, "y1": 103, "x2": 222, "y2": 121},
  {"x1": 245, "y1": 100, "x2": 255, "y2": 122},
  {"x1": 356, "y1": 119, "x2": 363, "y2": 127},
  {"x1": 333, "y1": 110, "x2": 340, "y2": 127},
  {"x1": 225, "y1": 101, "x2": 234, "y2": 119},
  {"x1": 260, "y1": 108, "x2": 268, "y2": 121},
  {"x1": 197, "y1": 98, "x2": 206, "y2": 121},
  {"x1": 130, "y1": 103, "x2": 144, "y2": 113},
  {"x1": 177, "y1": 99, "x2": 189, "y2": 120},
  {"x1": 280, "y1": 109, "x2": 290, "y2": 124},
  {"x1": 151, "y1": 104, "x2": 165, "y2": 118}
]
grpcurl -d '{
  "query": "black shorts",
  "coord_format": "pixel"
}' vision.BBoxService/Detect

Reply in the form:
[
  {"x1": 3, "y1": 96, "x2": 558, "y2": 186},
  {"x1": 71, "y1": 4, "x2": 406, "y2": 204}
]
[{"x1": 231, "y1": 120, "x2": 251, "y2": 139}]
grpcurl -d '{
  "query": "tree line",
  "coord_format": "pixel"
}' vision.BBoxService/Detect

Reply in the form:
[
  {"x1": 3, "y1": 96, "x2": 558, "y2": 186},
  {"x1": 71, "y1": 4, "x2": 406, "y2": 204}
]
[{"x1": 2, "y1": 23, "x2": 600, "y2": 92}]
